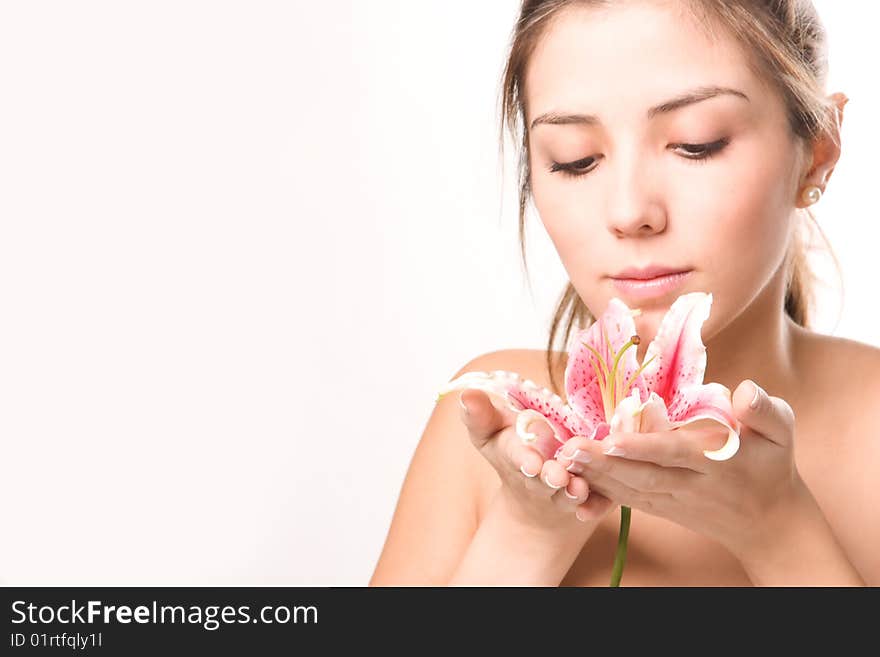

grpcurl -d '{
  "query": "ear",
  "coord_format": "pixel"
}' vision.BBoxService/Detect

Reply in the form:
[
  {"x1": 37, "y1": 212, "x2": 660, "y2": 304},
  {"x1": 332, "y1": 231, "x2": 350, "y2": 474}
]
[{"x1": 795, "y1": 91, "x2": 848, "y2": 208}]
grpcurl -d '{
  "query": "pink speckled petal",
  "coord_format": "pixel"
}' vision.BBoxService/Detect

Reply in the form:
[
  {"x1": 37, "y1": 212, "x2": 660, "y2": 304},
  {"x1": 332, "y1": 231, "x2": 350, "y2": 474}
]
[
  {"x1": 565, "y1": 297, "x2": 647, "y2": 421},
  {"x1": 437, "y1": 370, "x2": 577, "y2": 447},
  {"x1": 567, "y1": 386, "x2": 606, "y2": 430}
]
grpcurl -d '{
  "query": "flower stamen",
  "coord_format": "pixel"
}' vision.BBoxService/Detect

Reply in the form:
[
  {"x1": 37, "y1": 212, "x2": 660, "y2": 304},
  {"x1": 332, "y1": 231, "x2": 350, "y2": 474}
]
[{"x1": 608, "y1": 335, "x2": 640, "y2": 408}]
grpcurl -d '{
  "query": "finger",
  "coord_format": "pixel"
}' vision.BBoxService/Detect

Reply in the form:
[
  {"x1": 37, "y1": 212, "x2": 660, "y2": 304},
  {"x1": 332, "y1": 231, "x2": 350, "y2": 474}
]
[
  {"x1": 509, "y1": 438, "x2": 544, "y2": 479},
  {"x1": 560, "y1": 439, "x2": 700, "y2": 494},
  {"x1": 732, "y1": 379, "x2": 795, "y2": 447},
  {"x1": 579, "y1": 472, "x2": 674, "y2": 515},
  {"x1": 573, "y1": 490, "x2": 617, "y2": 524},
  {"x1": 557, "y1": 450, "x2": 630, "y2": 500},
  {"x1": 553, "y1": 474, "x2": 590, "y2": 510},
  {"x1": 459, "y1": 389, "x2": 517, "y2": 450},
  {"x1": 557, "y1": 429, "x2": 720, "y2": 473},
  {"x1": 539, "y1": 458, "x2": 570, "y2": 494},
  {"x1": 589, "y1": 429, "x2": 722, "y2": 472}
]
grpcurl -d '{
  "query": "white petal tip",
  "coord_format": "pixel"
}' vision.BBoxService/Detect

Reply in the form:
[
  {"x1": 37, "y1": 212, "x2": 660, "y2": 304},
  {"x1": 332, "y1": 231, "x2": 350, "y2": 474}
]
[
  {"x1": 703, "y1": 432, "x2": 740, "y2": 461},
  {"x1": 515, "y1": 409, "x2": 546, "y2": 444}
]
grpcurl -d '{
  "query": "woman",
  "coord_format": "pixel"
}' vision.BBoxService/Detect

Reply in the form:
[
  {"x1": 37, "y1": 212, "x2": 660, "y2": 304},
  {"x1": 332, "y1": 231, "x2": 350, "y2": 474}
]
[{"x1": 370, "y1": 0, "x2": 877, "y2": 586}]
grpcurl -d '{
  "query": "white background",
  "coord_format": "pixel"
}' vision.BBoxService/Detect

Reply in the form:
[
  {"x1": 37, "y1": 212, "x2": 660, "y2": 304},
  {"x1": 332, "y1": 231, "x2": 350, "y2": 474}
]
[{"x1": 0, "y1": 1, "x2": 876, "y2": 585}]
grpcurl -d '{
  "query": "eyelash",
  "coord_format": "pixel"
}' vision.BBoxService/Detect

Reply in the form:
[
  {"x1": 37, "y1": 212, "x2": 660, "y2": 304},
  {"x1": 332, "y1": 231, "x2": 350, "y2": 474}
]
[{"x1": 548, "y1": 138, "x2": 731, "y2": 179}]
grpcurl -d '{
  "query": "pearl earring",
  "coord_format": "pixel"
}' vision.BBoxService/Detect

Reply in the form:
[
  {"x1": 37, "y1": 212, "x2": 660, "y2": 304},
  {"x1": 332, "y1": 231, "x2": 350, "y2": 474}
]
[{"x1": 802, "y1": 185, "x2": 822, "y2": 206}]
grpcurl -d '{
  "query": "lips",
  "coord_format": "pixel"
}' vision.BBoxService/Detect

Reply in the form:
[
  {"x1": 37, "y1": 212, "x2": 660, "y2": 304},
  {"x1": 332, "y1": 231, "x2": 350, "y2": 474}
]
[
  {"x1": 611, "y1": 270, "x2": 693, "y2": 301},
  {"x1": 611, "y1": 264, "x2": 693, "y2": 280}
]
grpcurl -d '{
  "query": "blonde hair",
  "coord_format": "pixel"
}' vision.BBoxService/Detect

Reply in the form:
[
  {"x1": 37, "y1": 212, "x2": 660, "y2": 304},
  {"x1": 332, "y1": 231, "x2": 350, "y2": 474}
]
[{"x1": 497, "y1": 0, "x2": 842, "y2": 395}]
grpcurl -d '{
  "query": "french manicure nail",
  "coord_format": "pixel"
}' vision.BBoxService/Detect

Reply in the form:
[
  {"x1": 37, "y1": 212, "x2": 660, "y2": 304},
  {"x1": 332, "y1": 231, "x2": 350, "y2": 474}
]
[
  {"x1": 458, "y1": 392, "x2": 470, "y2": 414},
  {"x1": 560, "y1": 448, "x2": 582, "y2": 459},
  {"x1": 543, "y1": 474, "x2": 563, "y2": 490},
  {"x1": 566, "y1": 462, "x2": 583, "y2": 473},
  {"x1": 564, "y1": 489, "x2": 579, "y2": 500},
  {"x1": 520, "y1": 465, "x2": 538, "y2": 478},
  {"x1": 749, "y1": 382, "x2": 763, "y2": 409},
  {"x1": 604, "y1": 445, "x2": 625, "y2": 457},
  {"x1": 570, "y1": 452, "x2": 592, "y2": 463}
]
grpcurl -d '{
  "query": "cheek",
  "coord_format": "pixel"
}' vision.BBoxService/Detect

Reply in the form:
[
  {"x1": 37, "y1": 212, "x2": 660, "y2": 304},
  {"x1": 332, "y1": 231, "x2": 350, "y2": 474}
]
[
  {"x1": 681, "y1": 130, "x2": 795, "y2": 278},
  {"x1": 707, "y1": 157, "x2": 793, "y2": 284},
  {"x1": 531, "y1": 179, "x2": 598, "y2": 270},
  {"x1": 529, "y1": 150, "x2": 594, "y2": 240}
]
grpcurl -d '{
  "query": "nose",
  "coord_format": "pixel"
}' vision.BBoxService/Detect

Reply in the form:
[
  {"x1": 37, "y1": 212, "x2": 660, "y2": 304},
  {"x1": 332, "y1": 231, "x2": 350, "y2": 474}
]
[
  {"x1": 607, "y1": 207, "x2": 667, "y2": 238},
  {"x1": 604, "y1": 159, "x2": 668, "y2": 238}
]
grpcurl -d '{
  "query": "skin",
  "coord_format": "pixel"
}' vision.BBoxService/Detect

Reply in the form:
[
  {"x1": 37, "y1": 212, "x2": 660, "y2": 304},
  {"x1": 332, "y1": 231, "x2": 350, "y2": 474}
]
[{"x1": 369, "y1": 0, "x2": 878, "y2": 585}]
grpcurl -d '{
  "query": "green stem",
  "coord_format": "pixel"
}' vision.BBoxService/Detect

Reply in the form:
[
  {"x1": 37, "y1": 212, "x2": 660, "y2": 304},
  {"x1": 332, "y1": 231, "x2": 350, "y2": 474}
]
[{"x1": 609, "y1": 506, "x2": 632, "y2": 587}]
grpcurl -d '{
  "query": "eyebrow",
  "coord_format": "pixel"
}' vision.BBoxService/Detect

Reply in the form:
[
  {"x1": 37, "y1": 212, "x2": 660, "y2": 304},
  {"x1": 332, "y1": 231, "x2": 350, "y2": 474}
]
[{"x1": 529, "y1": 85, "x2": 750, "y2": 130}]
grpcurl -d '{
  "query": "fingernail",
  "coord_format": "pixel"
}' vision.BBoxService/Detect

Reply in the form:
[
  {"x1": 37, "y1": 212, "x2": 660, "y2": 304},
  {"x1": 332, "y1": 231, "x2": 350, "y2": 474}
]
[
  {"x1": 566, "y1": 462, "x2": 583, "y2": 473},
  {"x1": 458, "y1": 392, "x2": 470, "y2": 414},
  {"x1": 749, "y1": 382, "x2": 763, "y2": 409},
  {"x1": 564, "y1": 489, "x2": 579, "y2": 500},
  {"x1": 520, "y1": 464, "x2": 538, "y2": 478},
  {"x1": 526, "y1": 419, "x2": 550, "y2": 438},
  {"x1": 570, "y1": 452, "x2": 592, "y2": 464},
  {"x1": 560, "y1": 448, "x2": 582, "y2": 459},
  {"x1": 543, "y1": 474, "x2": 563, "y2": 490},
  {"x1": 603, "y1": 444, "x2": 625, "y2": 457},
  {"x1": 575, "y1": 509, "x2": 587, "y2": 522}
]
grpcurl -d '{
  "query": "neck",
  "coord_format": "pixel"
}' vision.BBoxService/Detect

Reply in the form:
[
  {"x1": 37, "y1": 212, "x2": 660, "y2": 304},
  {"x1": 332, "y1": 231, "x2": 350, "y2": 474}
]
[{"x1": 702, "y1": 263, "x2": 804, "y2": 400}]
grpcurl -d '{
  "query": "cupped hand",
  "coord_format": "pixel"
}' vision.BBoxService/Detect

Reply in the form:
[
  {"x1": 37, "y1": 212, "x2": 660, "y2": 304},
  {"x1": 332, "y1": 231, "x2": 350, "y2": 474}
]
[
  {"x1": 458, "y1": 388, "x2": 616, "y2": 531},
  {"x1": 554, "y1": 379, "x2": 808, "y2": 559}
]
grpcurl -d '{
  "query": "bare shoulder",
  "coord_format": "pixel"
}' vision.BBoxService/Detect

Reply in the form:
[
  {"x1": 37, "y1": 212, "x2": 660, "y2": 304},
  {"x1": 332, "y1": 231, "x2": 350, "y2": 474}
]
[
  {"x1": 368, "y1": 347, "x2": 559, "y2": 585},
  {"x1": 800, "y1": 332, "x2": 880, "y2": 462},
  {"x1": 795, "y1": 331, "x2": 880, "y2": 584},
  {"x1": 798, "y1": 330, "x2": 880, "y2": 419}
]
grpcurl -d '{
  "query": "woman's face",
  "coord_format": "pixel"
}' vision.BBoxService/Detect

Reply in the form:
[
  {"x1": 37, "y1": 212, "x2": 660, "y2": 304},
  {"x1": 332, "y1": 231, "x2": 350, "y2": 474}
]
[{"x1": 525, "y1": 1, "x2": 807, "y2": 351}]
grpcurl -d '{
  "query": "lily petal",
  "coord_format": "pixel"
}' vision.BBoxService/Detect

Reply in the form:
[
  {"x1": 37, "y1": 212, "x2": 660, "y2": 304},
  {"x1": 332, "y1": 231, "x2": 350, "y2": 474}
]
[
  {"x1": 640, "y1": 292, "x2": 713, "y2": 405},
  {"x1": 565, "y1": 298, "x2": 647, "y2": 421},
  {"x1": 669, "y1": 382, "x2": 741, "y2": 461},
  {"x1": 567, "y1": 386, "x2": 608, "y2": 432},
  {"x1": 633, "y1": 386, "x2": 741, "y2": 460},
  {"x1": 632, "y1": 391, "x2": 670, "y2": 433},
  {"x1": 437, "y1": 370, "x2": 588, "y2": 446},
  {"x1": 608, "y1": 387, "x2": 645, "y2": 434}
]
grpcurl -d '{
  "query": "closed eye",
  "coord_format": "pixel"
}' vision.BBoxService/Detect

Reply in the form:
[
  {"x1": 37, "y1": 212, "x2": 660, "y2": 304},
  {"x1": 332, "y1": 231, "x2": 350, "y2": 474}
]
[{"x1": 548, "y1": 138, "x2": 731, "y2": 179}]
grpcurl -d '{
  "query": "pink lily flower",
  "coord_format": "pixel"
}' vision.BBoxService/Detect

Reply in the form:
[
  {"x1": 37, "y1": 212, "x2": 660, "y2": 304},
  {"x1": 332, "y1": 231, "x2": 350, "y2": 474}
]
[
  {"x1": 437, "y1": 291, "x2": 741, "y2": 462},
  {"x1": 438, "y1": 291, "x2": 741, "y2": 586}
]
